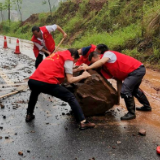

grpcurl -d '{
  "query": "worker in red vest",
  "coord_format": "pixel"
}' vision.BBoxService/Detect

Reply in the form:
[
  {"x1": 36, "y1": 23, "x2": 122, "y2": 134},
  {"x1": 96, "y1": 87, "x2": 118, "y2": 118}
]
[
  {"x1": 26, "y1": 49, "x2": 95, "y2": 130},
  {"x1": 75, "y1": 44, "x2": 96, "y2": 66},
  {"x1": 79, "y1": 44, "x2": 151, "y2": 120},
  {"x1": 31, "y1": 24, "x2": 67, "y2": 68}
]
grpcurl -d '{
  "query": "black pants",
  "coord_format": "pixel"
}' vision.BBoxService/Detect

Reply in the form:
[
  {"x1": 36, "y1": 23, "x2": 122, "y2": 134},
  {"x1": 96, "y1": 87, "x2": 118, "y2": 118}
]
[
  {"x1": 27, "y1": 79, "x2": 85, "y2": 122},
  {"x1": 121, "y1": 65, "x2": 146, "y2": 97},
  {"x1": 35, "y1": 53, "x2": 49, "y2": 68}
]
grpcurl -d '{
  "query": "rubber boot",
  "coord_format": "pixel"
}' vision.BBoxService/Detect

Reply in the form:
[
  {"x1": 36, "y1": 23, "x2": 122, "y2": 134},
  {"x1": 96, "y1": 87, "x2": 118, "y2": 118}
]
[
  {"x1": 121, "y1": 96, "x2": 136, "y2": 120},
  {"x1": 134, "y1": 89, "x2": 152, "y2": 111}
]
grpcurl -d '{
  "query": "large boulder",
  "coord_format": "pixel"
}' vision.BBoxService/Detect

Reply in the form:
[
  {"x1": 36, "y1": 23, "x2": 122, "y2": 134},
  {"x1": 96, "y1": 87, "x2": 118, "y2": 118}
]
[{"x1": 64, "y1": 70, "x2": 119, "y2": 116}]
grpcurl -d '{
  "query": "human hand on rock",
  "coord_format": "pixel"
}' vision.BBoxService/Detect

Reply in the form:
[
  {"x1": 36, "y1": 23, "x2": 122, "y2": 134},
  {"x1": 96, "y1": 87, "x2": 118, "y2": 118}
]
[
  {"x1": 76, "y1": 66, "x2": 84, "y2": 71},
  {"x1": 82, "y1": 71, "x2": 91, "y2": 78},
  {"x1": 81, "y1": 63, "x2": 89, "y2": 70}
]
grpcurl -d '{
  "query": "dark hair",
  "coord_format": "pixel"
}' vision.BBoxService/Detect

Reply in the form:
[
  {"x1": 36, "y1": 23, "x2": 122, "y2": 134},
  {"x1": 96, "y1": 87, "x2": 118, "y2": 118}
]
[
  {"x1": 96, "y1": 44, "x2": 109, "y2": 54},
  {"x1": 68, "y1": 48, "x2": 79, "y2": 59},
  {"x1": 32, "y1": 26, "x2": 40, "y2": 32},
  {"x1": 88, "y1": 51, "x2": 100, "y2": 62}
]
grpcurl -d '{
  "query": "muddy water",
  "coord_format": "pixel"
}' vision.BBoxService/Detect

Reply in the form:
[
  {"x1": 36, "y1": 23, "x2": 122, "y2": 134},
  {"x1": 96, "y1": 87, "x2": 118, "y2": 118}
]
[{"x1": 100, "y1": 68, "x2": 160, "y2": 133}]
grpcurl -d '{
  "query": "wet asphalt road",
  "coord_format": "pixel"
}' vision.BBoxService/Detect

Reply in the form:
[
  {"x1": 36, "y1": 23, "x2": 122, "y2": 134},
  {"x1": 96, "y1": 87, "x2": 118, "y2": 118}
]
[{"x1": 0, "y1": 45, "x2": 160, "y2": 159}]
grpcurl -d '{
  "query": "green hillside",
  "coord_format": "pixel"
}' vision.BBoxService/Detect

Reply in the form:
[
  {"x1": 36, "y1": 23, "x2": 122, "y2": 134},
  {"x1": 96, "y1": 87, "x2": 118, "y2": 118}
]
[{"x1": 0, "y1": 0, "x2": 160, "y2": 69}]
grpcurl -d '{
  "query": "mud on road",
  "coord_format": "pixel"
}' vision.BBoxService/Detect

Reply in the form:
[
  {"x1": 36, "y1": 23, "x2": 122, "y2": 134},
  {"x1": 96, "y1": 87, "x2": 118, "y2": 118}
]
[{"x1": 0, "y1": 48, "x2": 160, "y2": 160}]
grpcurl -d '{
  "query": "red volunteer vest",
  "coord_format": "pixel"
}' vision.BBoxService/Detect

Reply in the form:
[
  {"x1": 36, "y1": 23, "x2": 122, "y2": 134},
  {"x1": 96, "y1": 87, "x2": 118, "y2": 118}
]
[
  {"x1": 31, "y1": 26, "x2": 55, "y2": 58},
  {"x1": 100, "y1": 51, "x2": 142, "y2": 80},
  {"x1": 76, "y1": 44, "x2": 96, "y2": 66},
  {"x1": 29, "y1": 50, "x2": 73, "y2": 84}
]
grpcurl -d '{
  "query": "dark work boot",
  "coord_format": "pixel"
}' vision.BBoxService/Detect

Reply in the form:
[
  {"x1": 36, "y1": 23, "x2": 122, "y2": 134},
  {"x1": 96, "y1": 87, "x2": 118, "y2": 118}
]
[
  {"x1": 134, "y1": 89, "x2": 152, "y2": 111},
  {"x1": 121, "y1": 96, "x2": 136, "y2": 120},
  {"x1": 25, "y1": 113, "x2": 35, "y2": 122}
]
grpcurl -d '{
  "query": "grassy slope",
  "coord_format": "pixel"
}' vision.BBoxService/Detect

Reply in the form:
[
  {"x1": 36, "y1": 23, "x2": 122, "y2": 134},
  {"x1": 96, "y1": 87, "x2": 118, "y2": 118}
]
[{"x1": 0, "y1": 0, "x2": 160, "y2": 69}]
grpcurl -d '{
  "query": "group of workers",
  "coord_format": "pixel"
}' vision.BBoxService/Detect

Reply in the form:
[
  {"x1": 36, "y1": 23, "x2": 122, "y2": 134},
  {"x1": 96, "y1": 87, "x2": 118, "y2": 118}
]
[{"x1": 26, "y1": 24, "x2": 151, "y2": 130}]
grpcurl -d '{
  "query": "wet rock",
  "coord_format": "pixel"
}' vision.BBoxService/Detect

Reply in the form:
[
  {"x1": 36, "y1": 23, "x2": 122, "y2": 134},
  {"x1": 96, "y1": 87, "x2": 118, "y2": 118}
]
[
  {"x1": 5, "y1": 136, "x2": 9, "y2": 139},
  {"x1": 66, "y1": 112, "x2": 71, "y2": 116},
  {"x1": 3, "y1": 115, "x2": 6, "y2": 119},
  {"x1": 138, "y1": 129, "x2": 146, "y2": 136},
  {"x1": 63, "y1": 70, "x2": 119, "y2": 116},
  {"x1": 65, "y1": 127, "x2": 68, "y2": 130},
  {"x1": 18, "y1": 151, "x2": 23, "y2": 156},
  {"x1": 61, "y1": 102, "x2": 67, "y2": 106},
  {"x1": 13, "y1": 103, "x2": 19, "y2": 109},
  {"x1": 0, "y1": 104, "x2": 5, "y2": 109}
]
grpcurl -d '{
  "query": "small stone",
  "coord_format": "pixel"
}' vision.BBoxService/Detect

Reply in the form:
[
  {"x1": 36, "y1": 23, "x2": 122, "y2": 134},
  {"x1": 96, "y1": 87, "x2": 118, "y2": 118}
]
[
  {"x1": 0, "y1": 136, "x2": 2, "y2": 139},
  {"x1": 30, "y1": 131, "x2": 35, "y2": 133},
  {"x1": 13, "y1": 105, "x2": 18, "y2": 109},
  {"x1": 18, "y1": 151, "x2": 23, "y2": 156},
  {"x1": 0, "y1": 104, "x2": 5, "y2": 109},
  {"x1": 62, "y1": 113, "x2": 65, "y2": 115},
  {"x1": 66, "y1": 113, "x2": 70, "y2": 116},
  {"x1": 27, "y1": 150, "x2": 30, "y2": 153},
  {"x1": 61, "y1": 102, "x2": 67, "y2": 106},
  {"x1": 65, "y1": 127, "x2": 68, "y2": 130},
  {"x1": 112, "y1": 146, "x2": 116, "y2": 149},
  {"x1": 3, "y1": 115, "x2": 6, "y2": 119},
  {"x1": 138, "y1": 129, "x2": 146, "y2": 136},
  {"x1": 0, "y1": 127, "x2": 3, "y2": 130},
  {"x1": 117, "y1": 141, "x2": 121, "y2": 144},
  {"x1": 5, "y1": 136, "x2": 9, "y2": 139}
]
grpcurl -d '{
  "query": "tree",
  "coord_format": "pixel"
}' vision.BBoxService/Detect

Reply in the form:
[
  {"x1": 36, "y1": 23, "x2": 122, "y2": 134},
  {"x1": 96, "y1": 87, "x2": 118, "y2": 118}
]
[
  {"x1": 12, "y1": 0, "x2": 22, "y2": 21},
  {"x1": 42, "y1": 0, "x2": 52, "y2": 15},
  {"x1": 4, "y1": 0, "x2": 12, "y2": 21},
  {"x1": 0, "y1": 3, "x2": 4, "y2": 22}
]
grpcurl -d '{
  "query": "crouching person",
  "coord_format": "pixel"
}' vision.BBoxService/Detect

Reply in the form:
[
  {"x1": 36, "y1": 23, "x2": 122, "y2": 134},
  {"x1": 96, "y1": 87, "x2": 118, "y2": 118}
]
[
  {"x1": 26, "y1": 49, "x2": 95, "y2": 130},
  {"x1": 80, "y1": 44, "x2": 151, "y2": 120}
]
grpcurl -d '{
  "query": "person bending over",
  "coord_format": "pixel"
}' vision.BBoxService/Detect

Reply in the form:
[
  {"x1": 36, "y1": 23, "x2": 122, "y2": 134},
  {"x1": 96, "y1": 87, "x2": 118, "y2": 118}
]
[{"x1": 26, "y1": 49, "x2": 95, "y2": 130}]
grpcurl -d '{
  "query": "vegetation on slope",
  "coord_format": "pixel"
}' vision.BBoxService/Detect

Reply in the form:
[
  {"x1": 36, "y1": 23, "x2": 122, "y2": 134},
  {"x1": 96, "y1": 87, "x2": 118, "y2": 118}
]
[{"x1": 0, "y1": 0, "x2": 160, "y2": 69}]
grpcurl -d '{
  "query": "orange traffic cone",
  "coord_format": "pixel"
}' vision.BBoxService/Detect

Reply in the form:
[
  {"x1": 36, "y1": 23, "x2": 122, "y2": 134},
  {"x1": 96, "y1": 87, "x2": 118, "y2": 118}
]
[
  {"x1": 3, "y1": 36, "x2": 8, "y2": 48},
  {"x1": 14, "y1": 39, "x2": 21, "y2": 54}
]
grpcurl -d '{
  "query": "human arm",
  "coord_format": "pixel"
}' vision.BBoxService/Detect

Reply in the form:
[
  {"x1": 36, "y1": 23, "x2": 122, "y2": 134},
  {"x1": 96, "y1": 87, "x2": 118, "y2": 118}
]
[
  {"x1": 64, "y1": 60, "x2": 91, "y2": 83},
  {"x1": 46, "y1": 24, "x2": 67, "y2": 38},
  {"x1": 57, "y1": 25, "x2": 67, "y2": 38},
  {"x1": 40, "y1": 48, "x2": 51, "y2": 55},
  {"x1": 81, "y1": 57, "x2": 110, "y2": 70},
  {"x1": 73, "y1": 67, "x2": 83, "y2": 73},
  {"x1": 34, "y1": 42, "x2": 51, "y2": 55},
  {"x1": 66, "y1": 71, "x2": 91, "y2": 84},
  {"x1": 65, "y1": 61, "x2": 84, "y2": 73}
]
